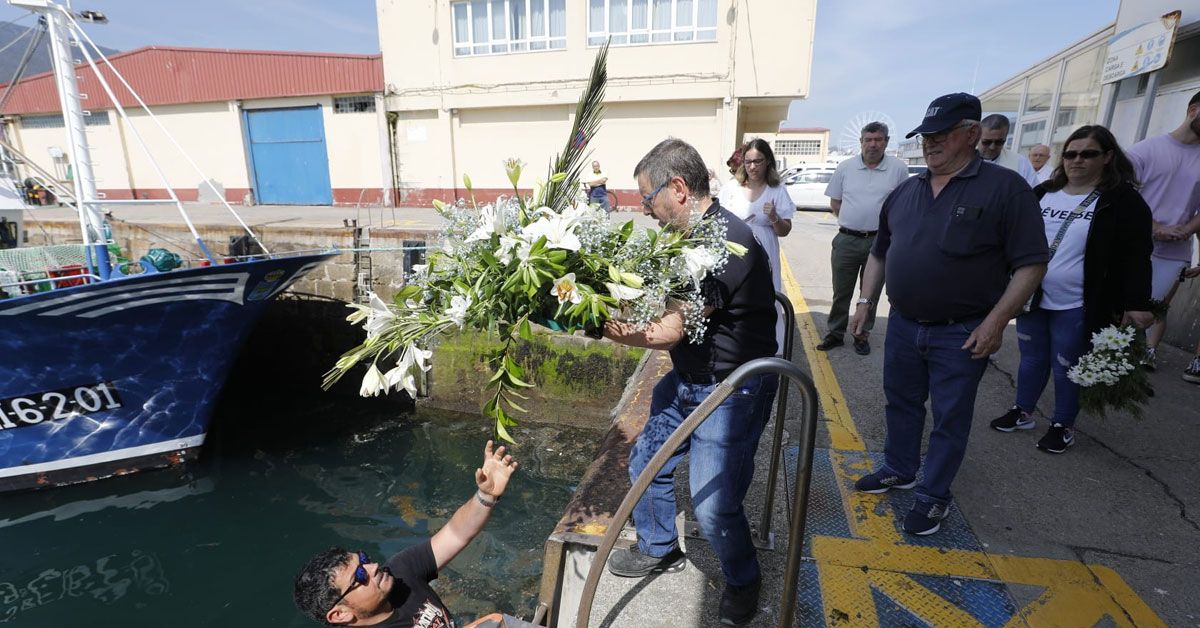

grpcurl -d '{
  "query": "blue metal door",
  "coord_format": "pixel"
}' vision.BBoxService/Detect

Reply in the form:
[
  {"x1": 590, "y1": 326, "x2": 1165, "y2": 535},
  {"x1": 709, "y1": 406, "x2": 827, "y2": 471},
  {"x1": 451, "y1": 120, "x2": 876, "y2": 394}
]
[{"x1": 244, "y1": 106, "x2": 333, "y2": 205}]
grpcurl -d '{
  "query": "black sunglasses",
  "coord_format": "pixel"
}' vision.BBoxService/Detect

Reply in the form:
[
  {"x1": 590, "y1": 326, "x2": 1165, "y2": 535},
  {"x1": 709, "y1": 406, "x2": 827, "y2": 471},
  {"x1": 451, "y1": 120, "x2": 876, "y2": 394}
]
[
  {"x1": 1062, "y1": 149, "x2": 1104, "y2": 160},
  {"x1": 327, "y1": 551, "x2": 372, "y2": 613},
  {"x1": 979, "y1": 139, "x2": 1006, "y2": 147}
]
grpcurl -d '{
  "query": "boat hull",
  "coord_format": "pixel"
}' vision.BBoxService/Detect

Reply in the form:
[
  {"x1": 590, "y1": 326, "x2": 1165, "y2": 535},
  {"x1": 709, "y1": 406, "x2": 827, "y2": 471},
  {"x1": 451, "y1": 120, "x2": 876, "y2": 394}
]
[{"x1": 0, "y1": 252, "x2": 338, "y2": 491}]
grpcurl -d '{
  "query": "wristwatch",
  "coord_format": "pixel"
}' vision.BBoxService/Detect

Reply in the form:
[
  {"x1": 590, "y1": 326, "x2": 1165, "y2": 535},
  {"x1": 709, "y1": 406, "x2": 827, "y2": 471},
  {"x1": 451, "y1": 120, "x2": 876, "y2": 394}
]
[{"x1": 856, "y1": 298, "x2": 874, "y2": 307}]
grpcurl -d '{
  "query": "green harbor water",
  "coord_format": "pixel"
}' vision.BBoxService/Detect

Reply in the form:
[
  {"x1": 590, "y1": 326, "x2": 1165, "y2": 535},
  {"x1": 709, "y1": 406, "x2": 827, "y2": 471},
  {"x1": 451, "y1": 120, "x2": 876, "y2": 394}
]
[{"x1": 0, "y1": 399, "x2": 600, "y2": 627}]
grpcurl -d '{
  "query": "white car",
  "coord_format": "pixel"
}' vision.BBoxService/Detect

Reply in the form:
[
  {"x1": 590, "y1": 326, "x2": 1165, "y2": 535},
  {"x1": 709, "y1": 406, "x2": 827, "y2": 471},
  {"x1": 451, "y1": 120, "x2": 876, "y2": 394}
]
[{"x1": 784, "y1": 170, "x2": 834, "y2": 210}]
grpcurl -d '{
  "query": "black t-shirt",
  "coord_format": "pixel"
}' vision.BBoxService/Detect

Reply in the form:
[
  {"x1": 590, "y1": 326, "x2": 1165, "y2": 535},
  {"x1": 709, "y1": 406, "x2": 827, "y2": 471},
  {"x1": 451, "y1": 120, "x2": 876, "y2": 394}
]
[
  {"x1": 375, "y1": 541, "x2": 456, "y2": 628},
  {"x1": 669, "y1": 202, "x2": 777, "y2": 375},
  {"x1": 871, "y1": 157, "x2": 1048, "y2": 320}
]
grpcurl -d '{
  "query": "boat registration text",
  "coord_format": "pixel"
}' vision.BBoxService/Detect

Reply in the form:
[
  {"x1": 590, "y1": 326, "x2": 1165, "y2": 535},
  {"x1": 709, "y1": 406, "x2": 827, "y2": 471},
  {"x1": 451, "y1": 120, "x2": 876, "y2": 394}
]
[{"x1": 0, "y1": 382, "x2": 123, "y2": 429}]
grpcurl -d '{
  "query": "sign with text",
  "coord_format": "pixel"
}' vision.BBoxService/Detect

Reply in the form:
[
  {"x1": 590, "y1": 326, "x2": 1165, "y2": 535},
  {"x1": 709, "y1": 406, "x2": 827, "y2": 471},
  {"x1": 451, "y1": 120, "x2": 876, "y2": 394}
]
[{"x1": 1101, "y1": 11, "x2": 1181, "y2": 84}]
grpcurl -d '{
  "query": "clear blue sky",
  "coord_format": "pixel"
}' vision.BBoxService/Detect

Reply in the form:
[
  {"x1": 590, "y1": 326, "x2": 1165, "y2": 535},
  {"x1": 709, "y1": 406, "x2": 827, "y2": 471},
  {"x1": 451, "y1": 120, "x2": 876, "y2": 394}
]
[
  {"x1": 792, "y1": 0, "x2": 1120, "y2": 151},
  {"x1": 0, "y1": 0, "x2": 1119, "y2": 149}
]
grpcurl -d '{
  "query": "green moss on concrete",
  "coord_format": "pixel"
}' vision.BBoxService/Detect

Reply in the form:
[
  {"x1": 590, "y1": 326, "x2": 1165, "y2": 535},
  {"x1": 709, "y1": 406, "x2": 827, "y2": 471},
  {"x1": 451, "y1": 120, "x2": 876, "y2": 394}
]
[{"x1": 427, "y1": 330, "x2": 645, "y2": 427}]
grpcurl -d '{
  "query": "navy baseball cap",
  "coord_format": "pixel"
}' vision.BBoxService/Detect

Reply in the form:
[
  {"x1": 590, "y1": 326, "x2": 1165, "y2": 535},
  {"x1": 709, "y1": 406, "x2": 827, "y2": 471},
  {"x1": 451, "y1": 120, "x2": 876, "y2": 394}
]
[{"x1": 905, "y1": 93, "x2": 982, "y2": 138}]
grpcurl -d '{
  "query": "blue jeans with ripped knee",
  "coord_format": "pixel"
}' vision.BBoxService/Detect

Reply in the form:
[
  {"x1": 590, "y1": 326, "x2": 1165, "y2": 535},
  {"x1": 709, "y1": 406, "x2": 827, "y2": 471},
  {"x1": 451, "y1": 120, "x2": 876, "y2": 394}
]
[
  {"x1": 1015, "y1": 306, "x2": 1089, "y2": 427},
  {"x1": 628, "y1": 369, "x2": 777, "y2": 587}
]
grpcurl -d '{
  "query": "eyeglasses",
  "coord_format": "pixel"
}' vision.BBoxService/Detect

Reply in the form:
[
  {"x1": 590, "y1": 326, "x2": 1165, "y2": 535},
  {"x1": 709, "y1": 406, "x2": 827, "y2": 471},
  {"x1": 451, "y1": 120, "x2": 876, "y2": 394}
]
[
  {"x1": 743, "y1": 158, "x2": 766, "y2": 166},
  {"x1": 327, "y1": 551, "x2": 372, "y2": 612},
  {"x1": 641, "y1": 179, "x2": 670, "y2": 209},
  {"x1": 979, "y1": 139, "x2": 1006, "y2": 147},
  {"x1": 1062, "y1": 149, "x2": 1104, "y2": 160},
  {"x1": 919, "y1": 122, "x2": 973, "y2": 144}
]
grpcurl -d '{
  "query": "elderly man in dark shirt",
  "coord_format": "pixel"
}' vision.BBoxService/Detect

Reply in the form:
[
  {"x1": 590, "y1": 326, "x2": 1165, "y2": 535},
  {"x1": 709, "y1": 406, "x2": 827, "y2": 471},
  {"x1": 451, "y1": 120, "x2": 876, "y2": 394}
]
[
  {"x1": 602, "y1": 138, "x2": 778, "y2": 626},
  {"x1": 849, "y1": 93, "x2": 1049, "y2": 536}
]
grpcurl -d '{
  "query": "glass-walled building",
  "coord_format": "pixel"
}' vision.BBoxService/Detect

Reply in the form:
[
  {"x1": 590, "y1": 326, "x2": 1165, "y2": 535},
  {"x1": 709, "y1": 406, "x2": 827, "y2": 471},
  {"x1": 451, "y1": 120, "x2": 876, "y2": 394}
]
[{"x1": 978, "y1": 27, "x2": 1112, "y2": 161}]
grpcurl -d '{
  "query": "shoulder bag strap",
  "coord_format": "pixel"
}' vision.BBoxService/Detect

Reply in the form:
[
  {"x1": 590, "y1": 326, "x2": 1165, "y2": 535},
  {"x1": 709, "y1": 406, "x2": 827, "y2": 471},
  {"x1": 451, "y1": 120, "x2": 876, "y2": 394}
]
[{"x1": 1047, "y1": 189, "x2": 1101, "y2": 260}]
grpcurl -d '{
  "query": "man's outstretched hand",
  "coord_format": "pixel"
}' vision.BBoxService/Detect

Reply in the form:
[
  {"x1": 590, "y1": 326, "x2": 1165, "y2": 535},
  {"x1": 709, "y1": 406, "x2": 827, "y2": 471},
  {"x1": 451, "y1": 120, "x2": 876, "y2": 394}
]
[{"x1": 475, "y1": 440, "x2": 518, "y2": 498}]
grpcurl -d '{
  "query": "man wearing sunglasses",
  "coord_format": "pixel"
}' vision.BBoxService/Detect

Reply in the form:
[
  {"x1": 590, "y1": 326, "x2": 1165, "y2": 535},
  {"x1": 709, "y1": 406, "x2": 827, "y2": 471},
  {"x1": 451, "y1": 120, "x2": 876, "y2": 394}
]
[
  {"x1": 293, "y1": 440, "x2": 519, "y2": 627},
  {"x1": 849, "y1": 93, "x2": 1048, "y2": 536},
  {"x1": 977, "y1": 114, "x2": 1039, "y2": 188},
  {"x1": 601, "y1": 138, "x2": 778, "y2": 626}
]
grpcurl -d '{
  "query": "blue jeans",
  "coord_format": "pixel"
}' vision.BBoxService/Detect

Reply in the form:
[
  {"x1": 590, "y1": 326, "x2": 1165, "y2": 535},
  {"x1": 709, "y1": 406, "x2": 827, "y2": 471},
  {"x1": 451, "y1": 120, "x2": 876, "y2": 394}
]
[
  {"x1": 881, "y1": 312, "x2": 988, "y2": 506},
  {"x1": 1015, "y1": 306, "x2": 1088, "y2": 427},
  {"x1": 628, "y1": 369, "x2": 778, "y2": 587}
]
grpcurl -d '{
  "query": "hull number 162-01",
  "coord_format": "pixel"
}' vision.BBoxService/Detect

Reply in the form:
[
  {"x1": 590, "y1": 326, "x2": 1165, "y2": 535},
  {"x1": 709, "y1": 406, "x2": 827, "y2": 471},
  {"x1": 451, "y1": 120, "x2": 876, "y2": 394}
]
[{"x1": 0, "y1": 382, "x2": 123, "y2": 430}]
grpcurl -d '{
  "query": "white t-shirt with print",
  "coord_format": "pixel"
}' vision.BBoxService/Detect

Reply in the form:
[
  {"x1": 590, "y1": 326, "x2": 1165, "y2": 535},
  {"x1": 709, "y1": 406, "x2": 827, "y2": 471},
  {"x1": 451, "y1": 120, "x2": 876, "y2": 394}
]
[{"x1": 1039, "y1": 189, "x2": 1097, "y2": 310}]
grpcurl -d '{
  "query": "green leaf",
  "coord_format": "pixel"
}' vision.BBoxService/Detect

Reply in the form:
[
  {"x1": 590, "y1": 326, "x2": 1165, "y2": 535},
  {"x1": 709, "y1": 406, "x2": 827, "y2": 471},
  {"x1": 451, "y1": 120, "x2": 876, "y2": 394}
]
[
  {"x1": 518, "y1": 318, "x2": 533, "y2": 341},
  {"x1": 463, "y1": 173, "x2": 473, "y2": 190},
  {"x1": 608, "y1": 264, "x2": 621, "y2": 283},
  {"x1": 549, "y1": 172, "x2": 568, "y2": 183},
  {"x1": 726, "y1": 240, "x2": 748, "y2": 256},
  {"x1": 494, "y1": 418, "x2": 516, "y2": 444}
]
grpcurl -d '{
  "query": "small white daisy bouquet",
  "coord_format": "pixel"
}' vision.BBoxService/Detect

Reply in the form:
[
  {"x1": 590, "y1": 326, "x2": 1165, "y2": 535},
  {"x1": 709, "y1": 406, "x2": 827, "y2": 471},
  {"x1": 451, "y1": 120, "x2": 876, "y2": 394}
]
[
  {"x1": 1067, "y1": 324, "x2": 1152, "y2": 419},
  {"x1": 322, "y1": 45, "x2": 744, "y2": 442}
]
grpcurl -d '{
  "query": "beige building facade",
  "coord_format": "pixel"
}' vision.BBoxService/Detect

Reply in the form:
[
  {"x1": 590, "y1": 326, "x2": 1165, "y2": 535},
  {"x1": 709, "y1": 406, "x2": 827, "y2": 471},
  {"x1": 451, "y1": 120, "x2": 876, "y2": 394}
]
[
  {"x1": 377, "y1": 0, "x2": 817, "y2": 206},
  {"x1": 751, "y1": 127, "x2": 829, "y2": 168}
]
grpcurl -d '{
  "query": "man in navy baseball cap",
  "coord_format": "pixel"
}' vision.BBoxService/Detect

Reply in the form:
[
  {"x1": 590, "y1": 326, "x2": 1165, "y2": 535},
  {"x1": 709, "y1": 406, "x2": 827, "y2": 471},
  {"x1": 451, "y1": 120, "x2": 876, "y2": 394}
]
[{"x1": 905, "y1": 92, "x2": 983, "y2": 138}]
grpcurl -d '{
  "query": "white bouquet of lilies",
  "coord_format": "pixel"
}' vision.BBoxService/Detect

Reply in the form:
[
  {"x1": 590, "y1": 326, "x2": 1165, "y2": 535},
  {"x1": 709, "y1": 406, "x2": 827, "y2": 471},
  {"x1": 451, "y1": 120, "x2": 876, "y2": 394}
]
[
  {"x1": 1067, "y1": 324, "x2": 1151, "y2": 419},
  {"x1": 322, "y1": 44, "x2": 745, "y2": 441}
]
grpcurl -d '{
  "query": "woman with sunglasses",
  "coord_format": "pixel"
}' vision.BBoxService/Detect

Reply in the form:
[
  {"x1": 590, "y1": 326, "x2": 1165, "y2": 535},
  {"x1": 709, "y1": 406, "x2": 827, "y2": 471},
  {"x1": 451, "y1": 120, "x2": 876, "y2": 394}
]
[
  {"x1": 718, "y1": 138, "x2": 795, "y2": 351},
  {"x1": 990, "y1": 125, "x2": 1153, "y2": 453}
]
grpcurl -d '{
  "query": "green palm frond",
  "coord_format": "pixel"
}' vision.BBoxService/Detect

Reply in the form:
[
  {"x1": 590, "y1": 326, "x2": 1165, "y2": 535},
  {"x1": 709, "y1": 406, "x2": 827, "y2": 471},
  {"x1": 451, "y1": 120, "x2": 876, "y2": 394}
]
[{"x1": 541, "y1": 41, "x2": 609, "y2": 212}]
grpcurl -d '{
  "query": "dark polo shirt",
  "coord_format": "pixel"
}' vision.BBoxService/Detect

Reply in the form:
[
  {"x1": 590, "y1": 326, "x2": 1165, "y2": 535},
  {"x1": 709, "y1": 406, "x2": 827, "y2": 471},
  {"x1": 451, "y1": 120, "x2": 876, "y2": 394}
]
[
  {"x1": 670, "y1": 201, "x2": 777, "y2": 376},
  {"x1": 871, "y1": 156, "x2": 1048, "y2": 321}
]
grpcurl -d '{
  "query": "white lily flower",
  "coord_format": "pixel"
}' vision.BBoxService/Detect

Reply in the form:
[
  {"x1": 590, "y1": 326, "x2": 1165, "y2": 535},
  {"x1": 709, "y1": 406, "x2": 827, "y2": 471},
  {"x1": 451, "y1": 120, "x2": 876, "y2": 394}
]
[
  {"x1": 411, "y1": 345, "x2": 433, "y2": 372},
  {"x1": 365, "y1": 293, "x2": 396, "y2": 338},
  {"x1": 523, "y1": 214, "x2": 581, "y2": 251},
  {"x1": 466, "y1": 204, "x2": 507, "y2": 243},
  {"x1": 681, "y1": 246, "x2": 720, "y2": 285},
  {"x1": 497, "y1": 235, "x2": 527, "y2": 265},
  {"x1": 446, "y1": 294, "x2": 472, "y2": 328},
  {"x1": 552, "y1": 273, "x2": 583, "y2": 304},
  {"x1": 360, "y1": 363, "x2": 386, "y2": 397},
  {"x1": 605, "y1": 282, "x2": 645, "y2": 301},
  {"x1": 384, "y1": 350, "x2": 418, "y2": 396}
]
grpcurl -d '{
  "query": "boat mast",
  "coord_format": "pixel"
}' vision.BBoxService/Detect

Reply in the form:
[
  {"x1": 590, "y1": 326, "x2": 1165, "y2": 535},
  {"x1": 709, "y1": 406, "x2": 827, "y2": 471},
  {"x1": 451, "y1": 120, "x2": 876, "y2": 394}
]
[{"x1": 11, "y1": 0, "x2": 110, "y2": 279}]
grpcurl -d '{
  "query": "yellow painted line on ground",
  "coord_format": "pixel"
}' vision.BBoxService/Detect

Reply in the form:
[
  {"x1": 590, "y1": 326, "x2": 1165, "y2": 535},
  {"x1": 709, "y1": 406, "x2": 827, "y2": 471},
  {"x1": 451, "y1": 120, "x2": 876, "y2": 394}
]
[
  {"x1": 779, "y1": 255, "x2": 865, "y2": 452},
  {"x1": 777, "y1": 251, "x2": 1166, "y2": 627}
]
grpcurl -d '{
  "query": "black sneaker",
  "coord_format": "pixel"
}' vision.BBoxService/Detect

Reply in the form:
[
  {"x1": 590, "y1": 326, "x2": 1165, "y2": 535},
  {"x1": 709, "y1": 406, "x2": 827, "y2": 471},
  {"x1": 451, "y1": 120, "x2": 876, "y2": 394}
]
[
  {"x1": 853, "y1": 469, "x2": 917, "y2": 494},
  {"x1": 903, "y1": 501, "x2": 951, "y2": 536},
  {"x1": 606, "y1": 545, "x2": 686, "y2": 578},
  {"x1": 719, "y1": 577, "x2": 761, "y2": 626},
  {"x1": 1141, "y1": 347, "x2": 1157, "y2": 371},
  {"x1": 990, "y1": 406, "x2": 1035, "y2": 432},
  {"x1": 853, "y1": 337, "x2": 871, "y2": 355},
  {"x1": 1182, "y1": 356, "x2": 1200, "y2": 384},
  {"x1": 816, "y1": 336, "x2": 844, "y2": 351},
  {"x1": 1036, "y1": 423, "x2": 1074, "y2": 454}
]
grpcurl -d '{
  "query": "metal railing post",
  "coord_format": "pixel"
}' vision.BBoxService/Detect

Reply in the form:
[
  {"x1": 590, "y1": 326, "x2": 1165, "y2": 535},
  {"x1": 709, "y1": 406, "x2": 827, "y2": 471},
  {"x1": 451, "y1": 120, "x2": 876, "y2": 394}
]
[
  {"x1": 757, "y1": 291, "x2": 796, "y2": 547},
  {"x1": 573, "y1": 357, "x2": 819, "y2": 628}
]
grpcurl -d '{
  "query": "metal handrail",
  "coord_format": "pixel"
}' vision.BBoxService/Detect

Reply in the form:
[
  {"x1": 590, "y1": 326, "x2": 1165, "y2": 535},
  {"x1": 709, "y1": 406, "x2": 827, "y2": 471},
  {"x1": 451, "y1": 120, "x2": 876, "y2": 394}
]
[
  {"x1": 757, "y1": 291, "x2": 796, "y2": 547},
  {"x1": 573, "y1": 356, "x2": 819, "y2": 628}
]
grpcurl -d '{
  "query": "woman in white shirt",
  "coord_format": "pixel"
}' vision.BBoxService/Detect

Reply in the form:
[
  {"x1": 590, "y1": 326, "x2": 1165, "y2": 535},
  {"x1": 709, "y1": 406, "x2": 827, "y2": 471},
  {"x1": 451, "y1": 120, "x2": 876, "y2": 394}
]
[
  {"x1": 989, "y1": 125, "x2": 1153, "y2": 454},
  {"x1": 718, "y1": 138, "x2": 796, "y2": 351}
]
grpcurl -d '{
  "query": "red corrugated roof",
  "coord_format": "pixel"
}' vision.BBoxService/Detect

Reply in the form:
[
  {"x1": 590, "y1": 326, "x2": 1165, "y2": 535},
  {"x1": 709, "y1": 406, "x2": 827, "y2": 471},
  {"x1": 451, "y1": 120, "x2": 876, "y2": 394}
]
[{"x1": 0, "y1": 46, "x2": 383, "y2": 115}]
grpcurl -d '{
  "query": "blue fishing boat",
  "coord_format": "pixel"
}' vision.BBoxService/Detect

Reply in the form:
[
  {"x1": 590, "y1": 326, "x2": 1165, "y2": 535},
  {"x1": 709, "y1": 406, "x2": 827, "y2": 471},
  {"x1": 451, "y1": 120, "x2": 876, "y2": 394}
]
[{"x1": 0, "y1": 0, "x2": 336, "y2": 491}]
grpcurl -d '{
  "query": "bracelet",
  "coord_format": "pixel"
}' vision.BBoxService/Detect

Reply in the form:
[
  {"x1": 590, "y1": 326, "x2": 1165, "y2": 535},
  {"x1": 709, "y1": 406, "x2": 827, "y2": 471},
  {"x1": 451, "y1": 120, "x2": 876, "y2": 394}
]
[{"x1": 475, "y1": 490, "x2": 497, "y2": 508}]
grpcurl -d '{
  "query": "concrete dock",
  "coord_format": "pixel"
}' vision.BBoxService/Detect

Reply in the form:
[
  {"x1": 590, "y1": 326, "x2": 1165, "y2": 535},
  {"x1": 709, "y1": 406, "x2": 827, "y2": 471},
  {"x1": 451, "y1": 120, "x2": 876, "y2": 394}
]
[{"x1": 16, "y1": 201, "x2": 1198, "y2": 626}]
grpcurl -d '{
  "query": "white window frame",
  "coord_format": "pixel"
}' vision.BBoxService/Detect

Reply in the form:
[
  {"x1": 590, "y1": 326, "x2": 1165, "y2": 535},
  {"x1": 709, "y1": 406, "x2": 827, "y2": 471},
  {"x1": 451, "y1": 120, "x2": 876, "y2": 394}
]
[
  {"x1": 775, "y1": 139, "x2": 821, "y2": 156},
  {"x1": 452, "y1": 0, "x2": 567, "y2": 58},
  {"x1": 587, "y1": 0, "x2": 718, "y2": 48}
]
